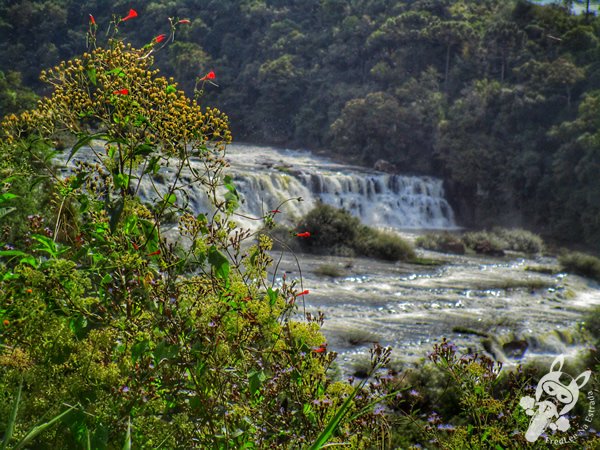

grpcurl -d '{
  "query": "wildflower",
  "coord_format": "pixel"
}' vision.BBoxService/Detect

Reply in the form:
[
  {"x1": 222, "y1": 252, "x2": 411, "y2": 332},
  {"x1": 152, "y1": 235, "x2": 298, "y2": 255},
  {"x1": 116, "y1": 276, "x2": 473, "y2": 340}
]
[
  {"x1": 178, "y1": 19, "x2": 191, "y2": 24},
  {"x1": 409, "y1": 389, "x2": 421, "y2": 398},
  {"x1": 313, "y1": 344, "x2": 327, "y2": 353},
  {"x1": 270, "y1": 209, "x2": 282, "y2": 214},
  {"x1": 200, "y1": 71, "x2": 216, "y2": 81},
  {"x1": 147, "y1": 250, "x2": 161, "y2": 256},
  {"x1": 296, "y1": 289, "x2": 310, "y2": 296},
  {"x1": 113, "y1": 89, "x2": 129, "y2": 95},
  {"x1": 2, "y1": 320, "x2": 9, "y2": 326},
  {"x1": 89, "y1": 14, "x2": 96, "y2": 25},
  {"x1": 296, "y1": 231, "x2": 311, "y2": 238},
  {"x1": 373, "y1": 405, "x2": 385, "y2": 415},
  {"x1": 154, "y1": 34, "x2": 166, "y2": 43},
  {"x1": 121, "y1": 9, "x2": 138, "y2": 22},
  {"x1": 25, "y1": 289, "x2": 32, "y2": 294}
]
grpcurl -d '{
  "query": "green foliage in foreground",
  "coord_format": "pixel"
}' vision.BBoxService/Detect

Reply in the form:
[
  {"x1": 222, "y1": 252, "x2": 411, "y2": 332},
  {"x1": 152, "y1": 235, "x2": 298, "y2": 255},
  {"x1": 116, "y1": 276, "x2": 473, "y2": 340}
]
[
  {"x1": 0, "y1": 41, "x2": 389, "y2": 448},
  {"x1": 296, "y1": 204, "x2": 415, "y2": 261}
]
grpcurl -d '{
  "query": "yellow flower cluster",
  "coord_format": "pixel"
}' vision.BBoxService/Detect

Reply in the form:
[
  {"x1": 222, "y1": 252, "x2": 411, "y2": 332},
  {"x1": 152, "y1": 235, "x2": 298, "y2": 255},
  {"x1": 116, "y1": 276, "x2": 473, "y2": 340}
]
[{"x1": 2, "y1": 41, "x2": 232, "y2": 156}]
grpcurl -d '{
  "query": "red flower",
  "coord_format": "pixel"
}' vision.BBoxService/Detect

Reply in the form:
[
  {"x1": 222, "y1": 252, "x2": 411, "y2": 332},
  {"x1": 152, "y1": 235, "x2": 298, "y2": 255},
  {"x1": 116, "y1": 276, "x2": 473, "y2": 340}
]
[
  {"x1": 147, "y1": 250, "x2": 161, "y2": 256},
  {"x1": 113, "y1": 89, "x2": 129, "y2": 95},
  {"x1": 154, "y1": 34, "x2": 166, "y2": 43},
  {"x1": 2, "y1": 320, "x2": 9, "y2": 327},
  {"x1": 178, "y1": 19, "x2": 191, "y2": 24},
  {"x1": 296, "y1": 231, "x2": 311, "y2": 238},
  {"x1": 313, "y1": 344, "x2": 327, "y2": 354},
  {"x1": 270, "y1": 209, "x2": 282, "y2": 214},
  {"x1": 296, "y1": 289, "x2": 310, "y2": 297},
  {"x1": 200, "y1": 71, "x2": 216, "y2": 81},
  {"x1": 121, "y1": 9, "x2": 138, "y2": 22},
  {"x1": 89, "y1": 14, "x2": 96, "y2": 25}
]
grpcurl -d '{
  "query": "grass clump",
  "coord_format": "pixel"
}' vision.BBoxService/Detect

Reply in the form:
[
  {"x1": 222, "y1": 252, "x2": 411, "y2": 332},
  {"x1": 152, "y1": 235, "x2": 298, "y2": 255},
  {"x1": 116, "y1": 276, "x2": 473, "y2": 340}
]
[
  {"x1": 297, "y1": 204, "x2": 415, "y2": 261},
  {"x1": 492, "y1": 227, "x2": 544, "y2": 254},
  {"x1": 417, "y1": 228, "x2": 544, "y2": 256},
  {"x1": 559, "y1": 251, "x2": 600, "y2": 282},
  {"x1": 415, "y1": 232, "x2": 465, "y2": 254}
]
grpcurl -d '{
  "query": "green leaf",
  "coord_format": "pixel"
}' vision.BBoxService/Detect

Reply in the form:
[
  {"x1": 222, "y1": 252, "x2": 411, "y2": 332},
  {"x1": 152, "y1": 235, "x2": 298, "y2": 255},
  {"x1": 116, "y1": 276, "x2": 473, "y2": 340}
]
[
  {"x1": 248, "y1": 370, "x2": 266, "y2": 397},
  {"x1": 14, "y1": 405, "x2": 77, "y2": 450},
  {"x1": 208, "y1": 246, "x2": 230, "y2": 284},
  {"x1": 69, "y1": 315, "x2": 88, "y2": 338},
  {"x1": 0, "y1": 207, "x2": 16, "y2": 220},
  {"x1": 114, "y1": 173, "x2": 129, "y2": 190},
  {"x1": 67, "y1": 132, "x2": 108, "y2": 163},
  {"x1": 1, "y1": 380, "x2": 22, "y2": 450},
  {"x1": 133, "y1": 143, "x2": 154, "y2": 157},
  {"x1": 153, "y1": 341, "x2": 179, "y2": 364},
  {"x1": 105, "y1": 67, "x2": 125, "y2": 77},
  {"x1": 122, "y1": 418, "x2": 131, "y2": 450},
  {"x1": 109, "y1": 198, "x2": 125, "y2": 233},
  {"x1": 164, "y1": 193, "x2": 176, "y2": 207},
  {"x1": 267, "y1": 287, "x2": 278, "y2": 306},
  {"x1": 166, "y1": 84, "x2": 177, "y2": 94},
  {"x1": 131, "y1": 340, "x2": 149, "y2": 363},
  {"x1": 87, "y1": 68, "x2": 97, "y2": 86},
  {"x1": 0, "y1": 192, "x2": 17, "y2": 204},
  {"x1": 19, "y1": 256, "x2": 38, "y2": 268},
  {"x1": 0, "y1": 249, "x2": 30, "y2": 258}
]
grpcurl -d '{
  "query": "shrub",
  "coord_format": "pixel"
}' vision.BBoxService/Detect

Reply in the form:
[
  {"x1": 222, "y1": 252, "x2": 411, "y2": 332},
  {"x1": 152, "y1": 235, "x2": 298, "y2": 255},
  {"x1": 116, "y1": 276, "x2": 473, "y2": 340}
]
[
  {"x1": 297, "y1": 204, "x2": 414, "y2": 261},
  {"x1": 356, "y1": 227, "x2": 416, "y2": 261},
  {"x1": 559, "y1": 251, "x2": 600, "y2": 282},
  {"x1": 462, "y1": 230, "x2": 508, "y2": 256},
  {"x1": 415, "y1": 232, "x2": 465, "y2": 254},
  {"x1": 0, "y1": 36, "x2": 388, "y2": 447},
  {"x1": 492, "y1": 227, "x2": 544, "y2": 254}
]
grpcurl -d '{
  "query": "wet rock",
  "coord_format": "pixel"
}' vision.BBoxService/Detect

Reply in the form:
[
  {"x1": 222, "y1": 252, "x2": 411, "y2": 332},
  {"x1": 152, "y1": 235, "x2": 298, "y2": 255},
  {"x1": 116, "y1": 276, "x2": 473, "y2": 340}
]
[
  {"x1": 374, "y1": 159, "x2": 397, "y2": 173},
  {"x1": 502, "y1": 339, "x2": 528, "y2": 359}
]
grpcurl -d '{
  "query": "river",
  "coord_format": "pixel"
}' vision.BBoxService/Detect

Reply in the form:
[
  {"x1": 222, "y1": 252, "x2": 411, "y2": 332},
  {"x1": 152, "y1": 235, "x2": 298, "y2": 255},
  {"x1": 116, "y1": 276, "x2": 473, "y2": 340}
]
[{"x1": 69, "y1": 143, "x2": 600, "y2": 373}]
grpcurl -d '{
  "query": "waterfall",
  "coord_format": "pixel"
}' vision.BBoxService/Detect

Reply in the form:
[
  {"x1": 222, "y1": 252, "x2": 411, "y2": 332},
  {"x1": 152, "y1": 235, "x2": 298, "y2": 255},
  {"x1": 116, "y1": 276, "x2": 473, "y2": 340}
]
[
  {"x1": 226, "y1": 145, "x2": 456, "y2": 230},
  {"x1": 59, "y1": 143, "x2": 456, "y2": 230}
]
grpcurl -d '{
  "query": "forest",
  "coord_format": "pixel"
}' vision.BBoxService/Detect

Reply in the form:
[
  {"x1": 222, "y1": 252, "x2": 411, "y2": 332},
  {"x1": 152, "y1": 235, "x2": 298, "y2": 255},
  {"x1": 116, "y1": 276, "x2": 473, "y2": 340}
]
[
  {"x1": 1, "y1": 0, "x2": 600, "y2": 251},
  {"x1": 1, "y1": 0, "x2": 600, "y2": 448}
]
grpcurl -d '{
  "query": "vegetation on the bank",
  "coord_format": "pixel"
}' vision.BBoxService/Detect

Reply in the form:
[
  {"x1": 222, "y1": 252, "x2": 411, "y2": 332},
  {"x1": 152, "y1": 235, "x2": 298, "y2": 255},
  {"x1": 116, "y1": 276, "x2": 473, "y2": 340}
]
[
  {"x1": 416, "y1": 227, "x2": 544, "y2": 255},
  {"x1": 296, "y1": 204, "x2": 415, "y2": 261},
  {"x1": 559, "y1": 251, "x2": 600, "y2": 281},
  {"x1": 2, "y1": 0, "x2": 600, "y2": 251}
]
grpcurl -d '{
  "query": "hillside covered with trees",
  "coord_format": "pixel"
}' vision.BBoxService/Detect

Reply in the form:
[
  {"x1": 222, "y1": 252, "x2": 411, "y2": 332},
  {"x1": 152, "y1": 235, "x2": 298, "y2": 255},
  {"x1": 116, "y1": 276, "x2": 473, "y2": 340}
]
[{"x1": 1, "y1": 0, "x2": 599, "y2": 250}]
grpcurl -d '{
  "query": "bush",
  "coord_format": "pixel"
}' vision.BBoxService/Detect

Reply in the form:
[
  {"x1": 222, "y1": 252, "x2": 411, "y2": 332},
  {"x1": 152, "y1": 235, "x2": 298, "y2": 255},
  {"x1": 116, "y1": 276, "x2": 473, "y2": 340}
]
[
  {"x1": 462, "y1": 230, "x2": 508, "y2": 256},
  {"x1": 296, "y1": 204, "x2": 414, "y2": 261},
  {"x1": 356, "y1": 227, "x2": 416, "y2": 261},
  {"x1": 559, "y1": 251, "x2": 600, "y2": 282},
  {"x1": 0, "y1": 38, "x2": 389, "y2": 448},
  {"x1": 492, "y1": 227, "x2": 544, "y2": 254},
  {"x1": 415, "y1": 232, "x2": 465, "y2": 254}
]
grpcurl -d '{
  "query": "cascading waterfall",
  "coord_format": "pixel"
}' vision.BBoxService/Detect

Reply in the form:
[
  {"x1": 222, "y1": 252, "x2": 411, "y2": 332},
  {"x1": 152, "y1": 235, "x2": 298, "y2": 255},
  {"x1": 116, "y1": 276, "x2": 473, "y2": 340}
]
[
  {"x1": 60, "y1": 143, "x2": 456, "y2": 230},
  {"x1": 225, "y1": 144, "x2": 456, "y2": 230}
]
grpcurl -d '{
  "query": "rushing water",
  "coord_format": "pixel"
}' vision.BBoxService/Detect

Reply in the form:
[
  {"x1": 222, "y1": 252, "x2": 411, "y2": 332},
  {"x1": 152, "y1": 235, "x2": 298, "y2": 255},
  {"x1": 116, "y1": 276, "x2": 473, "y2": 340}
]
[
  {"x1": 61, "y1": 142, "x2": 600, "y2": 373},
  {"x1": 272, "y1": 245, "x2": 600, "y2": 374}
]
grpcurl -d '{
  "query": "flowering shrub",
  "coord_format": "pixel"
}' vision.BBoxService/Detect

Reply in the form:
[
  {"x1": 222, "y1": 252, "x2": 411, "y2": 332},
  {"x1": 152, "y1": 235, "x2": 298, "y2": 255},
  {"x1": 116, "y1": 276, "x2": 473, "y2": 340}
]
[{"x1": 0, "y1": 21, "x2": 388, "y2": 448}]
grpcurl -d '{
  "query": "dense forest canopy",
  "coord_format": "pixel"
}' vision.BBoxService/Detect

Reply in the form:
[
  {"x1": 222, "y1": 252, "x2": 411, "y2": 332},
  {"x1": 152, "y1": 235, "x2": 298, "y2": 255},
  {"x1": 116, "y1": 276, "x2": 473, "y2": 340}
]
[{"x1": 1, "y1": 0, "x2": 600, "y2": 250}]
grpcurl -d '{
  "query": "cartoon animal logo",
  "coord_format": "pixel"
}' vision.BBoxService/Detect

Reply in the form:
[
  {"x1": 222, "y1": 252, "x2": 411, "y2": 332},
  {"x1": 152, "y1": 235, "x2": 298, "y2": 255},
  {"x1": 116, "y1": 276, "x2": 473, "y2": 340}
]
[{"x1": 519, "y1": 355, "x2": 591, "y2": 442}]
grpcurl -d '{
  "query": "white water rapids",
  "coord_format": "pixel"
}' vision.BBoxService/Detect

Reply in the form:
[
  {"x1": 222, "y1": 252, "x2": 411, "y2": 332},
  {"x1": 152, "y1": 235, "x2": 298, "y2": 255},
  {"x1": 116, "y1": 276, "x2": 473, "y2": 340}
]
[{"x1": 62, "y1": 143, "x2": 600, "y2": 374}]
